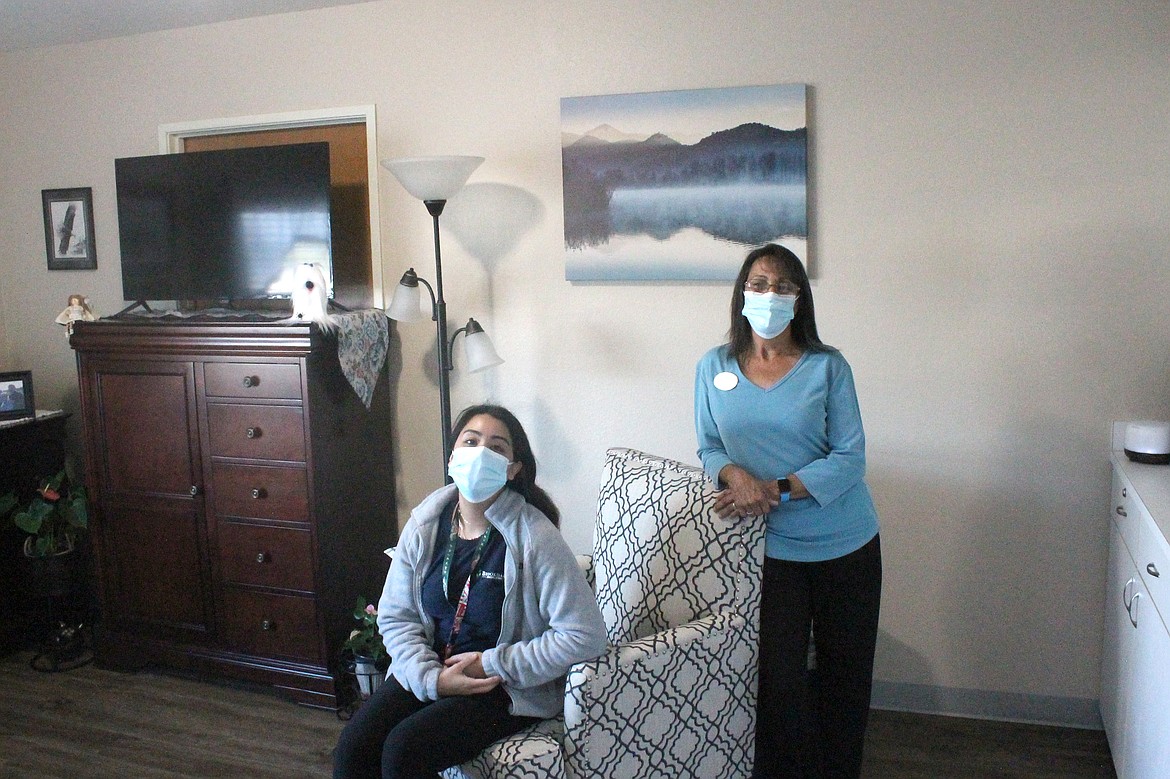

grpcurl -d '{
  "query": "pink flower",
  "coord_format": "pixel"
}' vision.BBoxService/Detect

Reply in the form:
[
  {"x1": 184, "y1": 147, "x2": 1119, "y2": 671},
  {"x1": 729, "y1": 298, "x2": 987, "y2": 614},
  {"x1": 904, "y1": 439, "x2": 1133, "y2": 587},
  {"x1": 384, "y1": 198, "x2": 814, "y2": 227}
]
[
  {"x1": 365, "y1": 605, "x2": 377, "y2": 615},
  {"x1": 39, "y1": 487, "x2": 60, "y2": 501}
]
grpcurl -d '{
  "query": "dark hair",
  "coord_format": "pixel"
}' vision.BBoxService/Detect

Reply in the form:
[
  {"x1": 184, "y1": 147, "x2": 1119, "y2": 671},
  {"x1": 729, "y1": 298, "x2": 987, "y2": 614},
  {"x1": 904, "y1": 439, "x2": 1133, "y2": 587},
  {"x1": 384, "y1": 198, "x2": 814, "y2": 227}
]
[
  {"x1": 728, "y1": 243, "x2": 832, "y2": 360},
  {"x1": 450, "y1": 404, "x2": 560, "y2": 527}
]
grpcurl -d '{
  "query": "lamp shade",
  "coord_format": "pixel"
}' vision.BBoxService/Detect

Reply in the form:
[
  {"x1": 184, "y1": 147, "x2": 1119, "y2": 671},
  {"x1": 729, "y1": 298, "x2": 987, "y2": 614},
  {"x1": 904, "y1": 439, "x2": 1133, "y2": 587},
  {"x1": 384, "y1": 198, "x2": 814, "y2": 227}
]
[
  {"x1": 462, "y1": 318, "x2": 504, "y2": 373},
  {"x1": 380, "y1": 155, "x2": 484, "y2": 202},
  {"x1": 387, "y1": 275, "x2": 425, "y2": 322}
]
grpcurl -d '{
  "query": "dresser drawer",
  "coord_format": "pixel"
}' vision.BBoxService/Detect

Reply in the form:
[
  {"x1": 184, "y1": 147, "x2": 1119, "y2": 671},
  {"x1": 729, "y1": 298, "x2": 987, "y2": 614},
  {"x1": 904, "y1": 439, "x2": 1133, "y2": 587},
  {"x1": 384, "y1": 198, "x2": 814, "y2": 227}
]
[
  {"x1": 205, "y1": 362, "x2": 302, "y2": 400},
  {"x1": 220, "y1": 588, "x2": 321, "y2": 663},
  {"x1": 212, "y1": 463, "x2": 309, "y2": 521},
  {"x1": 207, "y1": 403, "x2": 306, "y2": 461},
  {"x1": 218, "y1": 521, "x2": 315, "y2": 591}
]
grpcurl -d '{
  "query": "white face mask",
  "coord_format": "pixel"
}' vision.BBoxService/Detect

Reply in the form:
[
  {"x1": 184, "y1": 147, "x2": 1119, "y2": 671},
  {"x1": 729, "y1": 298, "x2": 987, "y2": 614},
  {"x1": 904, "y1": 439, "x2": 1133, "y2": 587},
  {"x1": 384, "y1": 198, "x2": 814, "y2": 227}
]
[
  {"x1": 447, "y1": 445, "x2": 512, "y2": 503},
  {"x1": 741, "y1": 291, "x2": 797, "y2": 339}
]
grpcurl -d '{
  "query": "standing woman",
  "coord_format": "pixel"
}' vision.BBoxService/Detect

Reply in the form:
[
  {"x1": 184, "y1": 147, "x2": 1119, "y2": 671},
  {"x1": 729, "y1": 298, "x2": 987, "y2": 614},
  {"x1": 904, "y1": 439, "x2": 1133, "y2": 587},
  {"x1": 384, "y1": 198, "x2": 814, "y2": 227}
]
[
  {"x1": 694, "y1": 244, "x2": 881, "y2": 778},
  {"x1": 334, "y1": 404, "x2": 606, "y2": 779}
]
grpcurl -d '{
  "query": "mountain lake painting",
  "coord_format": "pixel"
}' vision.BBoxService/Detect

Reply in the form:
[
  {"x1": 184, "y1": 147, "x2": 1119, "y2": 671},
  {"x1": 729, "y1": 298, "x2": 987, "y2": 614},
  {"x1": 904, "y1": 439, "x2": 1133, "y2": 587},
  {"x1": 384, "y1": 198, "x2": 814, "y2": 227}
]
[{"x1": 561, "y1": 83, "x2": 807, "y2": 281}]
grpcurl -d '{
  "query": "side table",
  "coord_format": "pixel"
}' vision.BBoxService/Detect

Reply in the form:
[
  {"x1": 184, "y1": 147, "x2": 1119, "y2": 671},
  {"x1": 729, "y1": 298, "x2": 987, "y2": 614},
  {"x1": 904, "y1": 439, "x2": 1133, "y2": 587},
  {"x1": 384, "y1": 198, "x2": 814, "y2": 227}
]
[{"x1": 0, "y1": 411, "x2": 70, "y2": 653}]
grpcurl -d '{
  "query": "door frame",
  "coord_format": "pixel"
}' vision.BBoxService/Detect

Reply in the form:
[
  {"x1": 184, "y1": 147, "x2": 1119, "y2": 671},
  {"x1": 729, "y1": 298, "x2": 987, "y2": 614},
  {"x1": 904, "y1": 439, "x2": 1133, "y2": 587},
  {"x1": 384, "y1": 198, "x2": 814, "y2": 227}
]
[{"x1": 158, "y1": 105, "x2": 384, "y2": 307}]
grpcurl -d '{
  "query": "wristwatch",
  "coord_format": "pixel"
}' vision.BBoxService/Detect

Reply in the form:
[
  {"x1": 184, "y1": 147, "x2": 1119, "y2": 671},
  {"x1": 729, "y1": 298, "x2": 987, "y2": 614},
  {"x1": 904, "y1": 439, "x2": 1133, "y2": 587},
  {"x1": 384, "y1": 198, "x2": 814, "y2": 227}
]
[{"x1": 777, "y1": 478, "x2": 792, "y2": 503}]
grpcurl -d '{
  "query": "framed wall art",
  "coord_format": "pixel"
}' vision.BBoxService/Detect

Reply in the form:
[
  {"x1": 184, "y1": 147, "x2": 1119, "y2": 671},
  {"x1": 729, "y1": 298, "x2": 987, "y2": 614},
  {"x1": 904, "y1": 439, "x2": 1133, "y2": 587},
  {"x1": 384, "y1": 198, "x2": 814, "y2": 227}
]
[
  {"x1": 561, "y1": 83, "x2": 808, "y2": 281},
  {"x1": 42, "y1": 187, "x2": 97, "y2": 270},
  {"x1": 0, "y1": 371, "x2": 35, "y2": 422}
]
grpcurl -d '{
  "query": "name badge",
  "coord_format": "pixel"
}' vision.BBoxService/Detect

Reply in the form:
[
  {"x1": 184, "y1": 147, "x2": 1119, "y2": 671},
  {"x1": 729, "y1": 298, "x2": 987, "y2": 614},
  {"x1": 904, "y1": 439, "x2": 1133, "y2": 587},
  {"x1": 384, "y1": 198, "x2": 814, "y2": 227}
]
[{"x1": 713, "y1": 372, "x2": 738, "y2": 391}]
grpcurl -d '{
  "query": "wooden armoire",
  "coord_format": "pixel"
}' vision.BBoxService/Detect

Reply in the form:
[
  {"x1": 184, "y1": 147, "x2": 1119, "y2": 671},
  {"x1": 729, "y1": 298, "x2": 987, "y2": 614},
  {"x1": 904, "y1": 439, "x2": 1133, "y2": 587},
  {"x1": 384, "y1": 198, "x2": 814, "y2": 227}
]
[{"x1": 71, "y1": 317, "x2": 395, "y2": 707}]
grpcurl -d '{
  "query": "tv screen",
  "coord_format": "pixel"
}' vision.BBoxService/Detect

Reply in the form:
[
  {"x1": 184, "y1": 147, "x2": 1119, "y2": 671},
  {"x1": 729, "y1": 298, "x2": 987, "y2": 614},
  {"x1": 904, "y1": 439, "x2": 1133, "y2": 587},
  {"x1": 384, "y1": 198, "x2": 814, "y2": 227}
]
[{"x1": 115, "y1": 142, "x2": 333, "y2": 302}]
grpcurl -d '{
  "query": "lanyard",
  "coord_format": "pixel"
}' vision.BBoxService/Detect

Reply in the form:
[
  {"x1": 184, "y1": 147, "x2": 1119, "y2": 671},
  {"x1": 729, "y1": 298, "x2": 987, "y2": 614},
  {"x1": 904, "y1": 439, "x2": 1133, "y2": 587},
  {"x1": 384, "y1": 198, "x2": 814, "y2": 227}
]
[{"x1": 441, "y1": 506, "x2": 493, "y2": 660}]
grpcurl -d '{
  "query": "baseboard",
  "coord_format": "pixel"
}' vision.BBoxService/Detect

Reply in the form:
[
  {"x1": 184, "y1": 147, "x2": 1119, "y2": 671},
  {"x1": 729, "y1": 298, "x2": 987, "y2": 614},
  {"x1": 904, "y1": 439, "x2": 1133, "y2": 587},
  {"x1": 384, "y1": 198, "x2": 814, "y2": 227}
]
[{"x1": 870, "y1": 680, "x2": 1102, "y2": 731}]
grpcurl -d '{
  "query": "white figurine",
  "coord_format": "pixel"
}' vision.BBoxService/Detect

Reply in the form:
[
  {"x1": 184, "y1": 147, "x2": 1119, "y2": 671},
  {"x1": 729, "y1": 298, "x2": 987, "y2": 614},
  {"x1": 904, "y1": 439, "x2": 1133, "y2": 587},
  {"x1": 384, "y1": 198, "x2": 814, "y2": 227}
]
[{"x1": 290, "y1": 263, "x2": 335, "y2": 332}]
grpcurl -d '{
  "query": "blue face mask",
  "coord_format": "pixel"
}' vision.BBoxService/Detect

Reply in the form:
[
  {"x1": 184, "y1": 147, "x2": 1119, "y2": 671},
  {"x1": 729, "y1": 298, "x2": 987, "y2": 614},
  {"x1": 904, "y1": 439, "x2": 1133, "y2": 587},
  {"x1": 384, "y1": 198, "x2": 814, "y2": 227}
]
[
  {"x1": 741, "y1": 291, "x2": 797, "y2": 339},
  {"x1": 448, "y1": 445, "x2": 512, "y2": 503}
]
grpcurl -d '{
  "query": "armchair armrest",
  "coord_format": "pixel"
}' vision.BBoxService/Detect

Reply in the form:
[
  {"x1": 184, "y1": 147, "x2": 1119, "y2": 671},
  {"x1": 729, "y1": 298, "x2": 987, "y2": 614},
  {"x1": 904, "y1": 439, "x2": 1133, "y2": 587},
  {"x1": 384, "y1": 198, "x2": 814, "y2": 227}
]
[
  {"x1": 576, "y1": 554, "x2": 594, "y2": 591},
  {"x1": 561, "y1": 609, "x2": 756, "y2": 778}
]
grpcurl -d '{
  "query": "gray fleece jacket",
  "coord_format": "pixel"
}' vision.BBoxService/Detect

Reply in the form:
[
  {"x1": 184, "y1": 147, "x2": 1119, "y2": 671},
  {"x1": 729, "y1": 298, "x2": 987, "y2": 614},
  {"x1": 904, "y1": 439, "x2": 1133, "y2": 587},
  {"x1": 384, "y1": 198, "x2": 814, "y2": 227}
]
[{"x1": 377, "y1": 484, "x2": 607, "y2": 718}]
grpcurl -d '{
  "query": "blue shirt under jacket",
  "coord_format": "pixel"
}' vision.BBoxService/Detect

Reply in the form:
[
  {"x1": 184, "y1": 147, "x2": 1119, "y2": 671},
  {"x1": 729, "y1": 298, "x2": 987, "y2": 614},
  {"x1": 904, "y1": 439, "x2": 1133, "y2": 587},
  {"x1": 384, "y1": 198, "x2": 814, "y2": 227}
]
[
  {"x1": 421, "y1": 500, "x2": 507, "y2": 656},
  {"x1": 694, "y1": 344, "x2": 879, "y2": 562}
]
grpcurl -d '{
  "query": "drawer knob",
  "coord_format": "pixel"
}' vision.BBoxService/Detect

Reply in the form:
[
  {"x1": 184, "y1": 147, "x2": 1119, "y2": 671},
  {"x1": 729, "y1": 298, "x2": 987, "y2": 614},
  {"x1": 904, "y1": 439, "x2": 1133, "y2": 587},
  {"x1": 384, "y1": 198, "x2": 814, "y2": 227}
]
[
  {"x1": 243, "y1": 375, "x2": 260, "y2": 388},
  {"x1": 246, "y1": 427, "x2": 261, "y2": 439},
  {"x1": 261, "y1": 619, "x2": 277, "y2": 631},
  {"x1": 251, "y1": 488, "x2": 267, "y2": 499},
  {"x1": 256, "y1": 551, "x2": 270, "y2": 564},
  {"x1": 1149, "y1": 563, "x2": 1161, "y2": 578},
  {"x1": 1116, "y1": 506, "x2": 1128, "y2": 517}
]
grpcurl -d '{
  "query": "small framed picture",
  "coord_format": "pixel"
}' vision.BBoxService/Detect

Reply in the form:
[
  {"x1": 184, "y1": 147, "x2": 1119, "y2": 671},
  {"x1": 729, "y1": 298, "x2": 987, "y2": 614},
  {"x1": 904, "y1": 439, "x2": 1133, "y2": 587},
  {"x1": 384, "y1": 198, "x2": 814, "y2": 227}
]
[
  {"x1": 0, "y1": 371, "x2": 35, "y2": 421},
  {"x1": 42, "y1": 187, "x2": 97, "y2": 270}
]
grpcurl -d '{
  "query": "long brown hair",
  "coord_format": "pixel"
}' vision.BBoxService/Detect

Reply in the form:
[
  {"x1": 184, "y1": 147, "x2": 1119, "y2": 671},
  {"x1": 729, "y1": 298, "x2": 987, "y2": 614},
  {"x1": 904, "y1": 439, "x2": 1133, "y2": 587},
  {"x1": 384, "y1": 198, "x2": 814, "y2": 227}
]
[
  {"x1": 728, "y1": 243, "x2": 832, "y2": 360},
  {"x1": 450, "y1": 404, "x2": 560, "y2": 527}
]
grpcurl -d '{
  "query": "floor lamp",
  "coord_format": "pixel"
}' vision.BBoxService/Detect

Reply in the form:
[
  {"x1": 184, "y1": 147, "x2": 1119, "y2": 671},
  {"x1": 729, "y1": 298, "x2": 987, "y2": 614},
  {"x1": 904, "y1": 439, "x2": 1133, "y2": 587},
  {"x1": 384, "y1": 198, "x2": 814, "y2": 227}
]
[{"x1": 382, "y1": 155, "x2": 503, "y2": 481}]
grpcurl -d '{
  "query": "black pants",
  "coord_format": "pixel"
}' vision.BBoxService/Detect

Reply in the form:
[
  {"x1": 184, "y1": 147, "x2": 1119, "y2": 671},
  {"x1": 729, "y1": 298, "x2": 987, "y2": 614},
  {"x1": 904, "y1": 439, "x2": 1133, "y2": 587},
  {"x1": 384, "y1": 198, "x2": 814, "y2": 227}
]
[
  {"x1": 333, "y1": 676, "x2": 539, "y2": 779},
  {"x1": 754, "y1": 534, "x2": 882, "y2": 779}
]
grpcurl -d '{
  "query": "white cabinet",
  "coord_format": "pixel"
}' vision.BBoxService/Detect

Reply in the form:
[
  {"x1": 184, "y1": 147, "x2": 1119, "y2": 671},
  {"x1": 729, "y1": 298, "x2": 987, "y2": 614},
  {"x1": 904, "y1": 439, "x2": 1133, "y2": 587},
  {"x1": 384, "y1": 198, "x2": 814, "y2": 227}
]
[
  {"x1": 1127, "y1": 575, "x2": 1170, "y2": 779},
  {"x1": 1101, "y1": 460, "x2": 1170, "y2": 779},
  {"x1": 1100, "y1": 519, "x2": 1133, "y2": 763}
]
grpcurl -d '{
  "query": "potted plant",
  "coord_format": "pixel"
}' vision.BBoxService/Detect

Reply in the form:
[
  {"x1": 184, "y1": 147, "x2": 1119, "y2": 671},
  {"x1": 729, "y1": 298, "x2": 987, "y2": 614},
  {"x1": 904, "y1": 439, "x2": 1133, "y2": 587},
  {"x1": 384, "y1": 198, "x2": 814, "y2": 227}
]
[
  {"x1": 3, "y1": 470, "x2": 88, "y2": 557},
  {"x1": 1, "y1": 470, "x2": 88, "y2": 598},
  {"x1": 342, "y1": 597, "x2": 388, "y2": 699}
]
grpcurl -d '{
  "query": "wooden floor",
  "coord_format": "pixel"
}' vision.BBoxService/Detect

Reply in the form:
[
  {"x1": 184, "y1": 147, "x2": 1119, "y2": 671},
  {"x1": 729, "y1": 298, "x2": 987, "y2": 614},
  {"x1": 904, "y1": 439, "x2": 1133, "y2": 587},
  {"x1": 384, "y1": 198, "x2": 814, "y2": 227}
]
[
  {"x1": 0, "y1": 650, "x2": 1115, "y2": 778},
  {"x1": 0, "y1": 650, "x2": 340, "y2": 778},
  {"x1": 863, "y1": 709, "x2": 1114, "y2": 778}
]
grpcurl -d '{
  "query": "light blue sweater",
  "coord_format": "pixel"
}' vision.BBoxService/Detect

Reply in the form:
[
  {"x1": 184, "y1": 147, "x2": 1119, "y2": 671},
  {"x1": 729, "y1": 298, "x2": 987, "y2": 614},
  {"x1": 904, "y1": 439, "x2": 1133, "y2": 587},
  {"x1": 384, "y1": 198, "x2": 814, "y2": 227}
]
[
  {"x1": 378, "y1": 484, "x2": 607, "y2": 718},
  {"x1": 695, "y1": 345, "x2": 879, "y2": 562}
]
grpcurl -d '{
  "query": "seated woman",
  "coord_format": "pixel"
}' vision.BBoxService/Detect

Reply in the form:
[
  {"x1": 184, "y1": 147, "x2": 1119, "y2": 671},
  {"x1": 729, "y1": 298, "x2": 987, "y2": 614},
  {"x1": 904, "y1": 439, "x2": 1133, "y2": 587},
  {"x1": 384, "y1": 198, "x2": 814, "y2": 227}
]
[{"x1": 334, "y1": 404, "x2": 607, "y2": 779}]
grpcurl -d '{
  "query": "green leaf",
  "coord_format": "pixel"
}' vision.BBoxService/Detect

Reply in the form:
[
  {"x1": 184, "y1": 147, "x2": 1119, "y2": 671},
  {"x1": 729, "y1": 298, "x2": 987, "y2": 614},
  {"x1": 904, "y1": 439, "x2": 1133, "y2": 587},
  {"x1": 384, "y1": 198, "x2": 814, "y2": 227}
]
[
  {"x1": 0, "y1": 492, "x2": 16, "y2": 516},
  {"x1": 65, "y1": 495, "x2": 88, "y2": 529},
  {"x1": 13, "y1": 510, "x2": 43, "y2": 534}
]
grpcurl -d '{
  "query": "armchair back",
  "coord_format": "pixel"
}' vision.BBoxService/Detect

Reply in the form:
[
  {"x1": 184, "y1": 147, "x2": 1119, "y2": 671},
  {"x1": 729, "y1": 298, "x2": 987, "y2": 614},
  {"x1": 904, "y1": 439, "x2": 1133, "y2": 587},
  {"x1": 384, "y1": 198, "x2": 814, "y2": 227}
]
[{"x1": 592, "y1": 447, "x2": 762, "y2": 645}]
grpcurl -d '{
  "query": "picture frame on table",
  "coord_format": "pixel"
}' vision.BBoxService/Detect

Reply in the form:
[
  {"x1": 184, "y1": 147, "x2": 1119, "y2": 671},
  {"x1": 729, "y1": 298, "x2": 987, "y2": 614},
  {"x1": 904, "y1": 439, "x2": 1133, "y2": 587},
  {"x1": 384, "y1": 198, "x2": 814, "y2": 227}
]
[
  {"x1": 0, "y1": 371, "x2": 35, "y2": 422},
  {"x1": 42, "y1": 187, "x2": 97, "y2": 270}
]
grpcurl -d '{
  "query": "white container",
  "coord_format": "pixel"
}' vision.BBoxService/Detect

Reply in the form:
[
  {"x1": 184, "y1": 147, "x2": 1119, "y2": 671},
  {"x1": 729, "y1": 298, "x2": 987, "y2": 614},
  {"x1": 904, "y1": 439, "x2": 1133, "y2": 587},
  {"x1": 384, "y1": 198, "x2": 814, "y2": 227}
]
[
  {"x1": 353, "y1": 657, "x2": 385, "y2": 699},
  {"x1": 1124, "y1": 420, "x2": 1170, "y2": 464}
]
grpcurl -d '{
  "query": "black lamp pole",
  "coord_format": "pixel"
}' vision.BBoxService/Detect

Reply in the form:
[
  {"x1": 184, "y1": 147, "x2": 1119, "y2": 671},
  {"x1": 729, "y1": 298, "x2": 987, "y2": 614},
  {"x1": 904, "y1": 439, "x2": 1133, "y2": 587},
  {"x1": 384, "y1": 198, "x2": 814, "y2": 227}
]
[{"x1": 424, "y1": 199, "x2": 455, "y2": 482}]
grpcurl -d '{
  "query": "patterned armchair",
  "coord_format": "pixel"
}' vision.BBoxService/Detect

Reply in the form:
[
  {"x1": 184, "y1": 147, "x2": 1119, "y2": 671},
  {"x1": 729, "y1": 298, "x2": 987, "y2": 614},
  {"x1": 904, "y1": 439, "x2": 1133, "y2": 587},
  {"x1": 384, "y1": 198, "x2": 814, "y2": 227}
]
[{"x1": 444, "y1": 447, "x2": 765, "y2": 779}]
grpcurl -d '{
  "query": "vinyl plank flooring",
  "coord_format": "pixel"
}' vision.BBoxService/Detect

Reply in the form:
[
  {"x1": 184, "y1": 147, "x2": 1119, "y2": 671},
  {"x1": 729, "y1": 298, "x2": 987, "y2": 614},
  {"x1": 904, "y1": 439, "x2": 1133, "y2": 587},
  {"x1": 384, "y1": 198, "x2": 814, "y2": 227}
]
[
  {"x1": 0, "y1": 652, "x2": 340, "y2": 778},
  {"x1": 862, "y1": 709, "x2": 1115, "y2": 778},
  {"x1": 0, "y1": 651, "x2": 1115, "y2": 778}
]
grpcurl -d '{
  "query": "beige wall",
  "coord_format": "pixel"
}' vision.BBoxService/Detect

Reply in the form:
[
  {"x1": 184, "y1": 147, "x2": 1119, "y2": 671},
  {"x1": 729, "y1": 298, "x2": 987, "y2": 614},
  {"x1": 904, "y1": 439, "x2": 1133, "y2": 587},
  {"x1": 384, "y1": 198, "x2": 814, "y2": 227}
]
[
  {"x1": 0, "y1": 299, "x2": 8, "y2": 369},
  {"x1": 2, "y1": 0, "x2": 1168, "y2": 720}
]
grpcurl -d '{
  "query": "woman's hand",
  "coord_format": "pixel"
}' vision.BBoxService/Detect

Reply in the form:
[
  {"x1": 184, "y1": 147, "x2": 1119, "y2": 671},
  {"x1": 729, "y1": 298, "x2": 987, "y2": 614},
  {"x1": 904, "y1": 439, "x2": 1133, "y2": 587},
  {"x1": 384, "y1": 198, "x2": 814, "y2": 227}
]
[
  {"x1": 437, "y1": 652, "x2": 501, "y2": 696},
  {"x1": 713, "y1": 465, "x2": 779, "y2": 520}
]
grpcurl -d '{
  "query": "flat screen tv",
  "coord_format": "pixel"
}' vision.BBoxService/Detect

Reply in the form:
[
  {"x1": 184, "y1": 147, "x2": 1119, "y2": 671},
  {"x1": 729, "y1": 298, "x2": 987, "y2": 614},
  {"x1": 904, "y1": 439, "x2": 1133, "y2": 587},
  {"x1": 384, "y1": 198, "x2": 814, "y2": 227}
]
[{"x1": 114, "y1": 142, "x2": 333, "y2": 303}]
